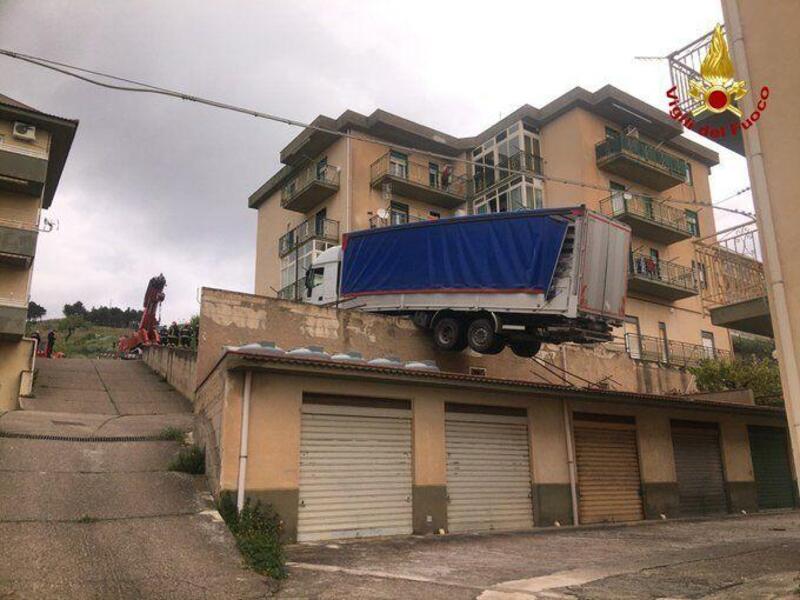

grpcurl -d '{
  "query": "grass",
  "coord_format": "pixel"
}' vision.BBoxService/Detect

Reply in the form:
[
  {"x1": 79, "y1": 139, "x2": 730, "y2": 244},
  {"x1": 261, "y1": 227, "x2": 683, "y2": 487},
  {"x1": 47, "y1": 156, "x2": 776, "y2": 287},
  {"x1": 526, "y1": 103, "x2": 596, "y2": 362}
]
[
  {"x1": 159, "y1": 426, "x2": 187, "y2": 443},
  {"x1": 76, "y1": 515, "x2": 97, "y2": 523},
  {"x1": 27, "y1": 318, "x2": 130, "y2": 358},
  {"x1": 169, "y1": 445, "x2": 205, "y2": 474},
  {"x1": 219, "y1": 492, "x2": 287, "y2": 580}
]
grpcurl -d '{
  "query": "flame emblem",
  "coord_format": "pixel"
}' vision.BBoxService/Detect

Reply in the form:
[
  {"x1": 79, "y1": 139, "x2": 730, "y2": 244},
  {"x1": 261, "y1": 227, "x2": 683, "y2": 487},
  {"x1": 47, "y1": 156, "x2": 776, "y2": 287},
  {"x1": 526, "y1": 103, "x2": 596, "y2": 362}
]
[{"x1": 689, "y1": 25, "x2": 747, "y2": 116}]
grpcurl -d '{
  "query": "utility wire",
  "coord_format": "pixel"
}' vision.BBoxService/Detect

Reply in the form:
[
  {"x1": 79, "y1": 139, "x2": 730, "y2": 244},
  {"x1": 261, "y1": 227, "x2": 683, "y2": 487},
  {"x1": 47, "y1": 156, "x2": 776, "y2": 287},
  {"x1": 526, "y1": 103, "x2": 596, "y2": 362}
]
[{"x1": 0, "y1": 48, "x2": 753, "y2": 217}]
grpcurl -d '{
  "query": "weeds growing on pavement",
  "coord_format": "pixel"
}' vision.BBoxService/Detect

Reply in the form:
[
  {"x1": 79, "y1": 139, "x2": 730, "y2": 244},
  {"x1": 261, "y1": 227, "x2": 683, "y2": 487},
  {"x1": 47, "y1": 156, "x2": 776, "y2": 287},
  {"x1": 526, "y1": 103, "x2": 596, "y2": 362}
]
[
  {"x1": 168, "y1": 445, "x2": 205, "y2": 474},
  {"x1": 219, "y1": 492, "x2": 287, "y2": 580},
  {"x1": 76, "y1": 515, "x2": 97, "y2": 523},
  {"x1": 158, "y1": 426, "x2": 186, "y2": 443}
]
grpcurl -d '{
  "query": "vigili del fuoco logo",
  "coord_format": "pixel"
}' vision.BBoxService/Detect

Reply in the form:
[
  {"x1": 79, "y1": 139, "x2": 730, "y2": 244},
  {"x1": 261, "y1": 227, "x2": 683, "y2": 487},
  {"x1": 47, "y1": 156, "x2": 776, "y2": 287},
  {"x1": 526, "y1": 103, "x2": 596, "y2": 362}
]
[{"x1": 667, "y1": 25, "x2": 770, "y2": 139}]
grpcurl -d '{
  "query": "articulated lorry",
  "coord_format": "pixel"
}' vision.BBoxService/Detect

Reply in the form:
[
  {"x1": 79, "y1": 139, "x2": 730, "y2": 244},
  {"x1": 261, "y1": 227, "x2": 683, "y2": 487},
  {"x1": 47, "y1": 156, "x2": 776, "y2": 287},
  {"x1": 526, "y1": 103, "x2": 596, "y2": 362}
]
[{"x1": 302, "y1": 207, "x2": 630, "y2": 357}]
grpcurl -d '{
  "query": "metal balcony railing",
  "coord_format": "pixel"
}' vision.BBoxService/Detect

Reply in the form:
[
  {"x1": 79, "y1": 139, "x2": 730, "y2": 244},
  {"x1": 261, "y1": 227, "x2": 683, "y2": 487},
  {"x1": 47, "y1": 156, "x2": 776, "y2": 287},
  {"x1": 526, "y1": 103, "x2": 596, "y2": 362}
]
[
  {"x1": 630, "y1": 251, "x2": 698, "y2": 293},
  {"x1": 278, "y1": 218, "x2": 340, "y2": 258},
  {"x1": 600, "y1": 193, "x2": 693, "y2": 237},
  {"x1": 281, "y1": 163, "x2": 340, "y2": 208},
  {"x1": 368, "y1": 213, "x2": 429, "y2": 229},
  {"x1": 667, "y1": 27, "x2": 721, "y2": 115},
  {"x1": 472, "y1": 150, "x2": 543, "y2": 195},
  {"x1": 369, "y1": 153, "x2": 468, "y2": 200},
  {"x1": 625, "y1": 333, "x2": 731, "y2": 368},
  {"x1": 694, "y1": 229, "x2": 767, "y2": 307},
  {"x1": 596, "y1": 136, "x2": 688, "y2": 182}
]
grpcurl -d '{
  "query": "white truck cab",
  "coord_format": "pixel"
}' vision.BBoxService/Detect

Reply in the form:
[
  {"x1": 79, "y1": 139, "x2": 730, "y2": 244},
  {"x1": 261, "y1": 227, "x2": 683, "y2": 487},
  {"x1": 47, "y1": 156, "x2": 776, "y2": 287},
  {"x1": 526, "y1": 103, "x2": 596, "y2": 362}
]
[{"x1": 303, "y1": 245, "x2": 342, "y2": 305}]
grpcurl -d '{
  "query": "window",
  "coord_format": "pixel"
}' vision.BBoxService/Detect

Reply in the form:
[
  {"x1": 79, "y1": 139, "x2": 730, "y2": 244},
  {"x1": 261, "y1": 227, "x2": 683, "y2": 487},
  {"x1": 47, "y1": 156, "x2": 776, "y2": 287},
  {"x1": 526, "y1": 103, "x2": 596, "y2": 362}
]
[
  {"x1": 685, "y1": 210, "x2": 700, "y2": 236},
  {"x1": 692, "y1": 260, "x2": 708, "y2": 289},
  {"x1": 315, "y1": 208, "x2": 327, "y2": 236},
  {"x1": 685, "y1": 162, "x2": 693, "y2": 186},
  {"x1": 390, "y1": 201, "x2": 409, "y2": 225},
  {"x1": 701, "y1": 331, "x2": 716, "y2": 358},
  {"x1": 389, "y1": 151, "x2": 408, "y2": 178},
  {"x1": 623, "y1": 316, "x2": 642, "y2": 359},
  {"x1": 428, "y1": 163, "x2": 439, "y2": 188},
  {"x1": 605, "y1": 126, "x2": 620, "y2": 140},
  {"x1": 316, "y1": 157, "x2": 328, "y2": 180},
  {"x1": 429, "y1": 211, "x2": 441, "y2": 219},
  {"x1": 534, "y1": 188, "x2": 544, "y2": 209},
  {"x1": 658, "y1": 322, "x2": 669, "y2": 363}
]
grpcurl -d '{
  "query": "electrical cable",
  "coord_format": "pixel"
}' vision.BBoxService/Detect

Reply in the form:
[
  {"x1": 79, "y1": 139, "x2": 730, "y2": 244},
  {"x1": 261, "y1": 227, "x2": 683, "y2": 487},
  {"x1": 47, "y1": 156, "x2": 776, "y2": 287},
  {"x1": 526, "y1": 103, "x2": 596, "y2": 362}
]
[{"x1": 1, "y1": 48, "x2": 755, "y2": 217}]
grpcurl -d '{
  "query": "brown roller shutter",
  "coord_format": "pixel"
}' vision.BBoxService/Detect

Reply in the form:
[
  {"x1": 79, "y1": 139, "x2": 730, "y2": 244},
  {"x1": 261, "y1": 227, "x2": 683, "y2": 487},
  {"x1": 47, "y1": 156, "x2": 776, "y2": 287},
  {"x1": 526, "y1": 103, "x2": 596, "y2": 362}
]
[
  {"x1": 671, "y1": 421, "x2": 727, "y2": 516},
  {"x1": 574, "y1": 414, "x2": 643, "y2": 524}
]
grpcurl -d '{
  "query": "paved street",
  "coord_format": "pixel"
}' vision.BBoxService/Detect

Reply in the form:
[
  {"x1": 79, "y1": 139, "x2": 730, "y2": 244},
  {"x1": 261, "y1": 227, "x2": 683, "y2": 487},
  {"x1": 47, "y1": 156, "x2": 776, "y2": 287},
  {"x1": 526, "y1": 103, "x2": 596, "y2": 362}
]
[
  {"x1": 278, "y1": 511, "x2": 800, "y2": 599},
  {"x1": 0, "y1": 358, "x2": 268, "y2": 599}
]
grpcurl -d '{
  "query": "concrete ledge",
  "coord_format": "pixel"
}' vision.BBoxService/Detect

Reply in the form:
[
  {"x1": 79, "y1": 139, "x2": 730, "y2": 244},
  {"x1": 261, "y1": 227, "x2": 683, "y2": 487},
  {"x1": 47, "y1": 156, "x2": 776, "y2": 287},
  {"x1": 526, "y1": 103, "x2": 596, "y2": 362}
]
[
  {"x1": 0, "y1": 304, "x2": 27, "y2": 340},
  {"x1": 413, "y1": 485, "x2": 447, "y2": 534},
  {"x1": 643, "y1": 482, "x2": 680, "y2": 519},
  {"x1": 533, "y1": 483, "x2": 573, "y2": 526}
]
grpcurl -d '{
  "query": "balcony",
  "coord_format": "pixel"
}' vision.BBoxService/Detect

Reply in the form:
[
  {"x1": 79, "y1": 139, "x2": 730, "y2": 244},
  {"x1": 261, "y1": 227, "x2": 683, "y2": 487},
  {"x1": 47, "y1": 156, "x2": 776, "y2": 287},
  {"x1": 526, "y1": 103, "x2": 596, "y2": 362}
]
[
  {"x1": 625, "y1": 333, "x2": 731, "y2": 368},
  {"x1": 0, "y1": 298, "x2": 27, "y2": 340},
  {"x1": 595, "y1": 136, "x2": 688, "y2": 191},
  {"x1": 0, "y1": 221, "x2": 38, "y2": 268},
  {"x1": 628, "y1": 251, "x2": 698, "y2": 300},
  {"x1": 278, "y1": 217, "x2": 339, "y2": 258},
  {"x1": 370, "y1": 153, "x2": 468, "y2": 208},
  {"x1": 0, "y1": 147, "x2": 48, "y2": 197},
  {"x1": 600, "y1": 193, "x2": 693, "y2": 244},
  {"x1": 471, "y1": 151, "x2": 543, "y2": 196},
  {"x1": 281, "y1": 163, "x2": 340, "y2": 213},
  {"x1": 368, "y1": 213, "x2": 429, "y2": 229}
]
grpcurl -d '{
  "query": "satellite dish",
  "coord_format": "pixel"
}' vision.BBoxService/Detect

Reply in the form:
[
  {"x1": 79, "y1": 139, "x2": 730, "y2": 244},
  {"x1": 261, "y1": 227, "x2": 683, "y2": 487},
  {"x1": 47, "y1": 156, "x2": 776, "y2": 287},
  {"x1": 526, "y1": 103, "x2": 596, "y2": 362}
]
[{"x1": 377, "y1": 208, "x2": 389, "y2": 220}]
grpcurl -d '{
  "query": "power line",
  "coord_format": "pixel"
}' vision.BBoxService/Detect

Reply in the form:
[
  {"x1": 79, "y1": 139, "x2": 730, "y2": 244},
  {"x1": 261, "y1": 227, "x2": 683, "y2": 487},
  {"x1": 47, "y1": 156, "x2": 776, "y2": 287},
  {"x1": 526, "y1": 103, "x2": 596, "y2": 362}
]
[{"x1": 0, "y1": 47, "x2": 753, "y2": 217}]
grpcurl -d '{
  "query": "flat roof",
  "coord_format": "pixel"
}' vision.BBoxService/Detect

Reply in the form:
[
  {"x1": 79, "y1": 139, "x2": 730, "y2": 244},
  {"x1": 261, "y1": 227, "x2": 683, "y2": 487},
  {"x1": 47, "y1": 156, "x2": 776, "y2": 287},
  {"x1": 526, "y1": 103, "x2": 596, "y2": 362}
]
[
  {"x1": 0, "y1": 94, "x2": 79, "y2": 209},
  {"x1": 200, "y1": 348, "x2": 784, "y2": 418}
]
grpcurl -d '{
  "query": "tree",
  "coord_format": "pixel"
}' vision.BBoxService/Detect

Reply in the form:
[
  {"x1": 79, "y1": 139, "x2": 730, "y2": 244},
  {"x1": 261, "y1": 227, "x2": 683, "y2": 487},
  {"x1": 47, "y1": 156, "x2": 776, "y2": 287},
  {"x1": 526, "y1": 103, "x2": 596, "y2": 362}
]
[
  {"x1": 58, "y1": 314, "x2": 87, "y2": 341},
  {"x1": 63, "y1": 301, "x2": 88, "y2": 318},
  {"x1": 27, "y1": 301, "x2": 46, "y2": 321},
  {"x1": 689, "y1": 357, "x2": 783, "y2": 406},
  {"x1": 731, "y1": 334, "x2": 775, "y2": 361}
]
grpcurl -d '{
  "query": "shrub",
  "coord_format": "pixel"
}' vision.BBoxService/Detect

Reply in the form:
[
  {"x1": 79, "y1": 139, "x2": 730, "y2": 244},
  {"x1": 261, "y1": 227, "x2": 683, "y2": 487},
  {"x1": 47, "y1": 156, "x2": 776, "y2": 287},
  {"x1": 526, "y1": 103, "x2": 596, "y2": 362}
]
[
  {"x1": 169, "y1": 445, "x2": 205, "y2": 474},
  {"x1": 159, "y1": 426, "x2": 187, "y2": 443},
  {"x1": 218, "y1": 492, "x2": 287, "y2": 580},
  {"x1": 689, "y1": 357, "x2": 782, "y2": 405}
]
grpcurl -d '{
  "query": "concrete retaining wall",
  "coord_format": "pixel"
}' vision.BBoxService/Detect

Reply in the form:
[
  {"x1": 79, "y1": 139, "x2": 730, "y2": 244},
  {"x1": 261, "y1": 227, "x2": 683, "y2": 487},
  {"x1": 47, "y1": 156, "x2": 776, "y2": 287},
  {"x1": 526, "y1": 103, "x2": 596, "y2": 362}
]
[{"x1": 142, "y1": 346, "x2": 197, "y2": 402}]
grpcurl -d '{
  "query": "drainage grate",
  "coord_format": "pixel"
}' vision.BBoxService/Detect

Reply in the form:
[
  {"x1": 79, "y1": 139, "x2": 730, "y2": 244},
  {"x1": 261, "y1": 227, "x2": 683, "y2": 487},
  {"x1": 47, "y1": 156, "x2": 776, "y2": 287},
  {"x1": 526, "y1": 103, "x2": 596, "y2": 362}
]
[{"x1": 0, "y1": 431, "x2": 172, "y2": 443}]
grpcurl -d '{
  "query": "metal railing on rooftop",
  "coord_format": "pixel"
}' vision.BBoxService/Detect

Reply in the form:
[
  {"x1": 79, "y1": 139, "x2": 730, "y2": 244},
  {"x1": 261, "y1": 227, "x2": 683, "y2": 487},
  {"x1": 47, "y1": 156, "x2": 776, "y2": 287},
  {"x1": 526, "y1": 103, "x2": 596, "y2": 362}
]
[
  {"x1": 281, "y1": 163, "x2": 340, "y2": 208},
  {"x1": 596, "y1": 136, "x2": 688, "y2": 181},
  {"x1": 370, "y1": 153, "x2": 468, "y2": 199},
  {"x1": 625, "y1": 333, "x2": 731, "y2": 368},
  {"x1": 600, "y1": 192, "x2": 694, "y2": 236},
  {"x1": 278, "y1": 217, "x2": 340, "y2": 257},
  {"x1": 630, "y1": 251, "x2": 698, "y2": 292}
]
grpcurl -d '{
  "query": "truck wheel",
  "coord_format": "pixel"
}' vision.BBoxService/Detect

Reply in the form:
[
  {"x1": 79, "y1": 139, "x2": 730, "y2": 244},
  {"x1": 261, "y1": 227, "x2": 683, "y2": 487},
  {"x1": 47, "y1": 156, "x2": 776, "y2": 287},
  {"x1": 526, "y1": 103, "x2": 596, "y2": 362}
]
[
  {"x1": 433, "y1": 317, "x2": 467, "y2": 351},
  {"x1": 467, "y1": 318, "x2": 505, "y2": 354},
  {"x1": 510, "y1": 340, "x2": 542, "y2": 358}
]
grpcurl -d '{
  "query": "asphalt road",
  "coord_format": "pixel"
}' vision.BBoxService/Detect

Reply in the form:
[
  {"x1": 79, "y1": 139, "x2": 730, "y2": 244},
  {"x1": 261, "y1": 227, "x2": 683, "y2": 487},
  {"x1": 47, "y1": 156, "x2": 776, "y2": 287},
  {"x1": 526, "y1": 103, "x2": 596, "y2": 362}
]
[{"x1": 0, "y1": 358, "x2": 269, "y2": 599}]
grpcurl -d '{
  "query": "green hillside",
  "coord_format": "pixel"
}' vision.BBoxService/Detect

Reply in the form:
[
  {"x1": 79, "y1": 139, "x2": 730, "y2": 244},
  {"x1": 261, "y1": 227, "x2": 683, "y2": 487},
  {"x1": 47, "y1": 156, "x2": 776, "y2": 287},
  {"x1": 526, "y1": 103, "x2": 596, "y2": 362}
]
[{"x1": 27, "y1": 319, "x2": 132, "y2": 358}]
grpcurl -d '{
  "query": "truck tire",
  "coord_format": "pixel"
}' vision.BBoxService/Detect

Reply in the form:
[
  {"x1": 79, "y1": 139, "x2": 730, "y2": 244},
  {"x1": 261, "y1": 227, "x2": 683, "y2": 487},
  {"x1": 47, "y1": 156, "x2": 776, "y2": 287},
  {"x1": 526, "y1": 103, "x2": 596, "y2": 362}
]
[
  {"x1": 467, "y1": 318, "x2": 505, "y2": 354},
  {"x1": 433, "y1": 317, "x2": 468, "y2": 351},
  {"x1": 510, "y1": 340, "x2": 542, "y2": 358}
]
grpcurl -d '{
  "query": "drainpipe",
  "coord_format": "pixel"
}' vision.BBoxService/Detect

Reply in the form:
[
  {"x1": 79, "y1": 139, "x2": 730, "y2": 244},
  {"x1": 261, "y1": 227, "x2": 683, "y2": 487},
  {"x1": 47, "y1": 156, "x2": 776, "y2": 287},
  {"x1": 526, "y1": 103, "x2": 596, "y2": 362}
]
[
  {"x1": 345, "y1": 130, "x2": 353, "y2": 234},
  {"x1": 236, "y1": 371, "x2": 253, "y2": 511},
  {"x1": 563, "y1": 400, "x2": 580, "y2": 526},
  {"x1": 722, "y1": 0, "x2": 800, "y2": 473}
]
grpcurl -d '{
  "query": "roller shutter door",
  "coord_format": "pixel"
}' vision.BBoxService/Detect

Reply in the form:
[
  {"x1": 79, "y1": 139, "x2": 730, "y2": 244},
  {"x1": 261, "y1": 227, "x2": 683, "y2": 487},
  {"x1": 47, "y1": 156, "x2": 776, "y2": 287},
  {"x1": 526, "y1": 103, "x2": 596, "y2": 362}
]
[
  {"x1": 671, "y1": 421, "x2": 727, "y2": 516},
  {"x1": 748, "y1": 425, "x2": 795, "y2": 510},
  {"x1": 574, "y1": 414, "x2": 643, "y2": 524},
  {"x1": 298, "y1": 400, "x2": 412, "y2": 541},
  {"x1": 445, "y1": 408, "x2": 533, "y2": 533}
]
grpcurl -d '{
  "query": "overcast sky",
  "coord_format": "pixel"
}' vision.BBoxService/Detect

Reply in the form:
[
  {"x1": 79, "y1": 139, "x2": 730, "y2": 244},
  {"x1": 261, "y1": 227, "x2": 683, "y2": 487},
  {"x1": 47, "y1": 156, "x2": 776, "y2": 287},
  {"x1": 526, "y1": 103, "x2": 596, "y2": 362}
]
[{"x1": 0, "y1": 0, "x2": 752, "y2": 322}]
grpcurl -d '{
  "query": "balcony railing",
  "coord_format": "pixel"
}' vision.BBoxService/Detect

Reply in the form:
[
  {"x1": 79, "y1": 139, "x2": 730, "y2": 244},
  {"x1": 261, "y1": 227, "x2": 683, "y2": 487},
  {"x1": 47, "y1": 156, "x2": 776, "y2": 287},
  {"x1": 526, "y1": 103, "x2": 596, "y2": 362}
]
[
  {"x1": 281, "y1": 163, "x2": 340, "y2": 212},
  {"x1": 600, "y1": 193, "x2": 693, "y2": 244},
  {"x1": 595, "y1": 136, "x2": 688, "y2": 191},
  {"x1": 625, "y1": 333, "x2": 730, "y2": 368},
  {"x1": 629, "y1": 251, "x2": 698, "y2": 300},
  {"x1": 370, "y1": 153, "x2": 468, "y2": 208},
  {"x1": 278, "y1": 217, "x2": 340, "y2": 258},
  {"x1": 368, "y1": 213, "x2": 430, "y2": 229},
  {"x1": 472, "y1": 151, "x2": 543, "y2": 195}
]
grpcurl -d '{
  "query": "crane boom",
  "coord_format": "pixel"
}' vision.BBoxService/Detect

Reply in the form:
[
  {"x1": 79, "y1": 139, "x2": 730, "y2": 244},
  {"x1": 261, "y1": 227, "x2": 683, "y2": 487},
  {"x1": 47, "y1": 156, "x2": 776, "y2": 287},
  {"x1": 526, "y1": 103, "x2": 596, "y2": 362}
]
[{"x1": 118, "y1": 274, "x2": 166, "y2": 355}]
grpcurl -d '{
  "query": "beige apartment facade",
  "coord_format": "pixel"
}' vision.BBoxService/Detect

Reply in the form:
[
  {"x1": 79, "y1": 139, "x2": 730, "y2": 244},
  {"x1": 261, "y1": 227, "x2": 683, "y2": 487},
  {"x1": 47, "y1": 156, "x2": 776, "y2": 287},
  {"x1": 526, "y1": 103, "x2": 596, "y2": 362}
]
[
  {"x1": 0, "y1": 95, "x2": 77, "y2": 411},
  {"x1": 250, "y1": 86, "x2": 733, "y2": 374}
]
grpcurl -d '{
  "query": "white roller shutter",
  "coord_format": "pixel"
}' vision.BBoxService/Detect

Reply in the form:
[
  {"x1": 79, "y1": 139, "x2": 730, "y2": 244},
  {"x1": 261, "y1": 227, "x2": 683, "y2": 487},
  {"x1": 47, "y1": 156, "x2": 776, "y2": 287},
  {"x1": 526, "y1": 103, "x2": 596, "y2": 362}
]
[
  {"x1": 298, "y1": 401, "x2": 412, "y2": 542},
  {"x1": 446, "y1": 411, "x2": 534, "y2": 533}
]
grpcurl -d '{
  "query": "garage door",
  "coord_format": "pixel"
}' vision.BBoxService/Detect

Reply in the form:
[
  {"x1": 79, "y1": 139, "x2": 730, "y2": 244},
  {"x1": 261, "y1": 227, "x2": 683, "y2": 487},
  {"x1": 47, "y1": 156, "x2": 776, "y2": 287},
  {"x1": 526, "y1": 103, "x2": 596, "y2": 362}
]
[
  {"x1": 298, "y1": 399, "x2": 412, "y2": 541},
  {"x1": 671, "y1": 421, "x2": 727, "y2": 516},
  {"x1": 445, "y1": 406, "x2": 533, "y2": 533},
  {"x1": 574, "y1": 413, "x2": 643, "y2": 524},
  {"x1": 748, "y1": 425, "x2": 795, "y2": 510}
]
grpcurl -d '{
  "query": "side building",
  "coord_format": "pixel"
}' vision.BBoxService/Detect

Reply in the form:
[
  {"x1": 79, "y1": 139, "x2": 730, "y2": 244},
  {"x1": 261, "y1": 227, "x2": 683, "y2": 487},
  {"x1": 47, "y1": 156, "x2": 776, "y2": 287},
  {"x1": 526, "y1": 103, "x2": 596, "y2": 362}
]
[
  {"x1": 249, "y1": 85, "x2": 731, "y2": 378},
  {"x1": 0, "y1": 95, "x2": 77, "y2": 411}
]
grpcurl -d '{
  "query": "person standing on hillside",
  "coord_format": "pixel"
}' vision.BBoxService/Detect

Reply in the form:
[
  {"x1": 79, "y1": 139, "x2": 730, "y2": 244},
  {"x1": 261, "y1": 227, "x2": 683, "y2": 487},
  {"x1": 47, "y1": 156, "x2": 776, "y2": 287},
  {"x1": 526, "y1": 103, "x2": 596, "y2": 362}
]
[{"x1": 46, "y1": 330, "x2": 56, "y2": 358}]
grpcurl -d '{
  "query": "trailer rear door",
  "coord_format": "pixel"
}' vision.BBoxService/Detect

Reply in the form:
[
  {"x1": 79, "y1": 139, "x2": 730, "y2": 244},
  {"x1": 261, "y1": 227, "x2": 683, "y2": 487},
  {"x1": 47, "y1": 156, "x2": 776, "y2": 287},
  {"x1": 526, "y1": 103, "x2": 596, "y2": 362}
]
[{"x1": 578, "y1": 212, "x2": 630, "y2": 319}]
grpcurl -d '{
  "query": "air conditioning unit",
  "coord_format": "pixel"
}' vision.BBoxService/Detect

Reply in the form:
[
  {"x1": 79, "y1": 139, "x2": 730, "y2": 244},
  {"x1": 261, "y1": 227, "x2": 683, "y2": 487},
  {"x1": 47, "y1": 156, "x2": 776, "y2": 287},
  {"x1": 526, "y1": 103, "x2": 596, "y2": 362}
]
[{"x1": 12, "y1": 122, "x2": 36, "y2": 142}]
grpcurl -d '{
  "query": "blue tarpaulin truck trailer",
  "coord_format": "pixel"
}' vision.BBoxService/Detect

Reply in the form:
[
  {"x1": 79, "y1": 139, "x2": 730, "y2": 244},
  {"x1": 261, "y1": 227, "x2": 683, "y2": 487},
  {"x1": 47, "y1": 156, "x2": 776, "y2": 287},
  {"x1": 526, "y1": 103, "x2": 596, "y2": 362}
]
[{"x1": 303, "y1": 207, "x2": 631, "y2": 357}]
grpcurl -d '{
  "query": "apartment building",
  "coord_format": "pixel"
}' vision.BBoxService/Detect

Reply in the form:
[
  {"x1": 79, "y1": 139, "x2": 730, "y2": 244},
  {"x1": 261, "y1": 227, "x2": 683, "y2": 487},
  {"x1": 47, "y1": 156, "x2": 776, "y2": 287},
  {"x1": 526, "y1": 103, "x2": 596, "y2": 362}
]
[
  {"x1": 250, "y1": 85, "x2": 732, "y2": 370},
  {"x1": 0, "y1": 95, "x2": 77, "y2": 411}
]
